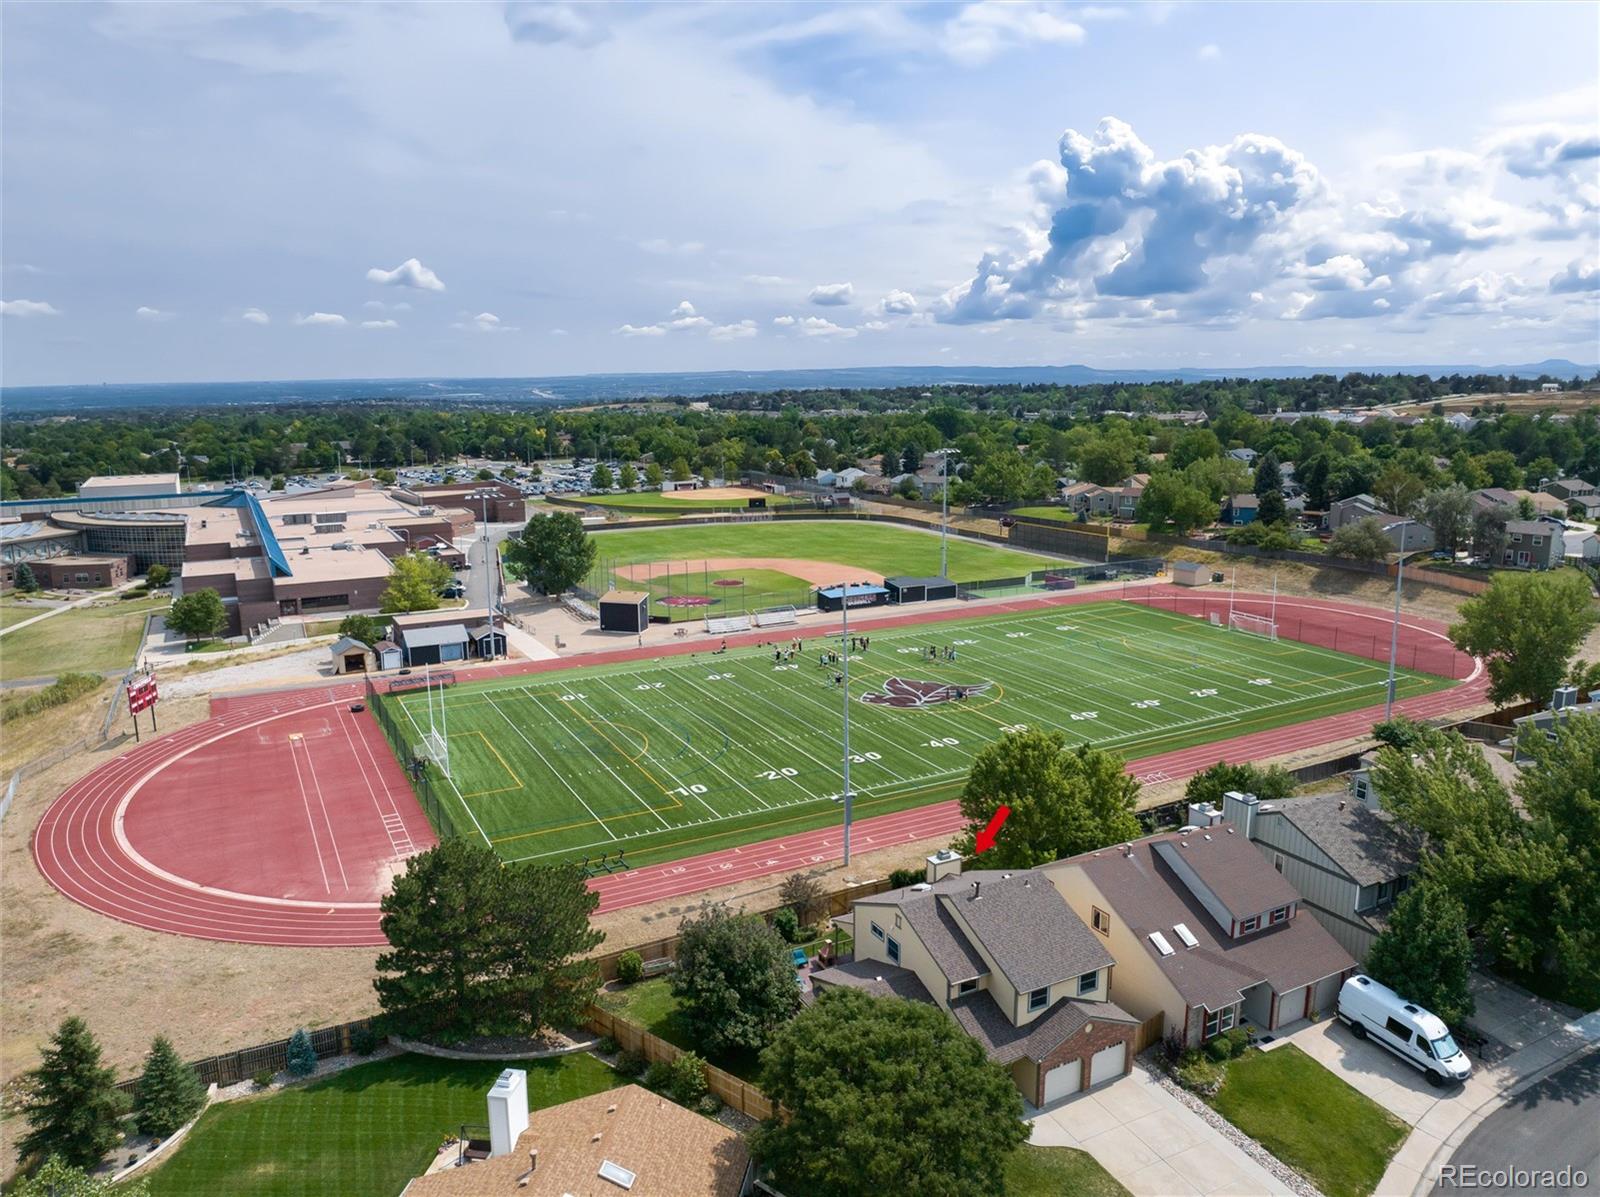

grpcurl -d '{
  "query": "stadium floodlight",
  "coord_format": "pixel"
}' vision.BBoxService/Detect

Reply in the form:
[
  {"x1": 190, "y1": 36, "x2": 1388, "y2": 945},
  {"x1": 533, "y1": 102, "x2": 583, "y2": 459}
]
[
  {"x1": 839, "y1": 581, "x2": 853, "y2": 865},
  {"x1": 1385, "y1": 522, "x2": 1413, "y2": 719},
  {"x1": 936, "y1": 448, "x2": 961, "y2": 580}
]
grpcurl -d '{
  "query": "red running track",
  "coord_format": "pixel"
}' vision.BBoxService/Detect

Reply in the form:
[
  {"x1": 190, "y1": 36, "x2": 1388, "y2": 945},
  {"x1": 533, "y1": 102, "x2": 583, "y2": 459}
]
[{"x1": 32, "y1": 589, "x2": 1485, "y2": 946}]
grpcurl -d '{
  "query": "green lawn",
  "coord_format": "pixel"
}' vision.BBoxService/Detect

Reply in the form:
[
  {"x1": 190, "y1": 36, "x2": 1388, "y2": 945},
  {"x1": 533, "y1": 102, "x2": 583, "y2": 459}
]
[
  {"x1": 570, "y1": 491, "x2": 808, "y2": 511},
  {"x1": 1009, "y1": 505, "x2": 1080, "y2": 522},
  {"x1": 597, "y1": 978, "x2": 763, "y2": 1082},
  {"x1": 580, "y1": 519, "x2": 1062, "y2": 588},
  {"x1": 1211, "y1": 1046, "x2": 1408, "y2": 1197},
  {"x1": 372, "y1": 601, "x2": 1449, "y2": 867},
  {"x1": 1005, "y1": 1144, "x2": 1130, "y2": 1196},
  {"x1": 0, "y1": 595, "x2": 167, "y2": 681},
  {"x1": 608, "y1": 565, "x2": 819, "y2": 623},
  {"x1": 0, "y1": 598, "x2": 64, "y2": 628},
  {"x1": 142, "y1": 1052, "x2": 620, "y2": 1197}
]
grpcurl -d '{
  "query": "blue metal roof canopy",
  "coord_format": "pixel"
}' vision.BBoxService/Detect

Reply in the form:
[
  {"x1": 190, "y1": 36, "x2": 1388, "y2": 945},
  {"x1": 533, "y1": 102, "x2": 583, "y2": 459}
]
[{"x1": 211, "y1": 490, "x2": 292, "y2": 578}]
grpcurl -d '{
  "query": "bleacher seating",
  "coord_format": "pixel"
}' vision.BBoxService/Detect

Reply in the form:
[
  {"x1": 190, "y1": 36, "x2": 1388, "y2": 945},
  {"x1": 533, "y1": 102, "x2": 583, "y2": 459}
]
[
  {"x1": 563, "y1": 596, "x2": 599, "y2": 622},
  {"x1": 705, "y1": 614, "x2": 752, "y2": 635},
  {"x1": 754, "y1": 606, "x2": 799, "y2": 628}
]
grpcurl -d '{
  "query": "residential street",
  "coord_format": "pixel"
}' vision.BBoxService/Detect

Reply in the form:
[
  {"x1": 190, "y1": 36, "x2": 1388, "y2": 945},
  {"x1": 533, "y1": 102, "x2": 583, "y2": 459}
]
[{"x1": 1431, "y1": 1052, "x2": 1600, "y2": 1196}]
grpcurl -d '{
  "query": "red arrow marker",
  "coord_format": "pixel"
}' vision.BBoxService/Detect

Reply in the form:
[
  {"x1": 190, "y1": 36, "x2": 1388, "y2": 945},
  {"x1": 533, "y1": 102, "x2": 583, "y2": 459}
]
[{"x1": 974, "y1": 805, "x2": 1011, "y2": 854}]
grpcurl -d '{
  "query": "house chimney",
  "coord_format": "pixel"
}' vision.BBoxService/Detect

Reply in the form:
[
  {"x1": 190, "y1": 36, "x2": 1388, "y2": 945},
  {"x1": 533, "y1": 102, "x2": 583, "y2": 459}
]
[
  {"x1": 487, "y1": 1069, "x2": 529, "y2": 1157},
  {"x1": 1221, "y1": 791, "x2": 1259, "y2": 839},
  {"x1": 926, "y1": 849, "x2": 963, "y2": 884}
]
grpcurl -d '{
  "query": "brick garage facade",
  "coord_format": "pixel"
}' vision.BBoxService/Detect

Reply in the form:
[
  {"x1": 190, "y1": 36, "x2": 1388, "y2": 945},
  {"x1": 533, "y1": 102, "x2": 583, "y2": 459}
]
[{"x1": 1019, "y1": 1016, "x2": 1137, "y2": 1106}]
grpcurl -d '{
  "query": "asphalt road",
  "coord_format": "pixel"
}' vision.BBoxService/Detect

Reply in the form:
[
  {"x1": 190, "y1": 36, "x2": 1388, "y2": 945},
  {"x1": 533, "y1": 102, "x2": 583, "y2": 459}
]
[
  {"x1": 462, "y1": 522, "x2": 516, "y2": 613},
  {"x1": 1432, "y1": 1051, "x2": 1600, "y2": 1196}
]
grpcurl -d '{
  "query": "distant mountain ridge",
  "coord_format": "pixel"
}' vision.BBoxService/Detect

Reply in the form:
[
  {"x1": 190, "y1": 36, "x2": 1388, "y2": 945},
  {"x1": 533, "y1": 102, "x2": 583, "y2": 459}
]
[{"x1": 4, "y1": 360, "x2": 1594, "y2": 414}]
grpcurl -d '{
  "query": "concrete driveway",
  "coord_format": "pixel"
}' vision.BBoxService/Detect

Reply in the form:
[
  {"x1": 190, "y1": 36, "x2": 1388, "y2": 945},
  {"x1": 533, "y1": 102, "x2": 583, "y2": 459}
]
[{"x1": 1028, "y1": 1067, "x2": 1293, "y2": 1197}]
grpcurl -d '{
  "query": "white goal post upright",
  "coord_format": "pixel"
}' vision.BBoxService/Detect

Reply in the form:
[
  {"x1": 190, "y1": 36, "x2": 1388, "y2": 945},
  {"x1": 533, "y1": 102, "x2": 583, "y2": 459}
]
[
  {"x1": 1229, "y1": 612, "x2": 1279, "y2": 642},
  {"x1": 419, "y1": 664, "x2": 452, "y2": 780}
]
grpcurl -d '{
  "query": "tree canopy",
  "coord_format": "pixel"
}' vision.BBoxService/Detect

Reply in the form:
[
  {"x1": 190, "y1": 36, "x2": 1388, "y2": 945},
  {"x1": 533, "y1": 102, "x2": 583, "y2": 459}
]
[
  {"x1": 1182, "y1": 760, "x2": 1296, "y2": 809},
  {"x1": 753, "y1": 988, "x2": 1029, "y2": 1197},
  {"x1": 1365, "y1": 882, "x2": 1475, "y2": 1026},
  {"x1": 1448, "y1": 570, "x2": 1597, "y2": 707},
  {"x1": 1326, "y1": 518, "x2": 1394, "y2": 562},
  {"x1": 379, "y1": 552, "x2": 454, "y2": 614},
  {"x1": 671, "y1": 906, "x2": 801, "y2": 1056},
  {"x1": 133, "y1": 1035, "x2": 206, "y2": 1138},
  {"x1": 953, "y1": 731, "x2": 1140, "y2": 868},
  {"x1": 165, "y1": 587, "x2": 227, "y2": 640},
  {"x1": 504, "y1": 511, "x2": 597, "y2": 597},
  {"x1": 18, "y1": 1018, "x2": 127, "y2": 1169},
  {"x1": 338, "y1": 613, "x2": 387, "y2": 647}
]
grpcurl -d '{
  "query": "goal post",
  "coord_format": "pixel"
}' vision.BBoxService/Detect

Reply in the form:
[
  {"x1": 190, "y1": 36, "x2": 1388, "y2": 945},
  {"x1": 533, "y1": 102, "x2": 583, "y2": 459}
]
[{"x1": 1228, "y1": 612, "x2": 1279, "y2": 642}]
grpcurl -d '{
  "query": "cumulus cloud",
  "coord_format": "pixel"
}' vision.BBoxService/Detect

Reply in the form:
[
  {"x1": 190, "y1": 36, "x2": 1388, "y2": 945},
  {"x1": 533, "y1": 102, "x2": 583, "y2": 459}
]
[
  {"x1": 808, "y1": 282, "x2": 854, "y2": 306},
  {"x1": 772, "y1": 315, "x2": 797, "y2": 327},
  {"x1": 941, "y1": 2, "x2": 1084, "y2": 66},
  {"x1": 361, "y1": 318, "x2": 399, "y2": 330},
  {"x1": 504, "y1": 1, "x2": 609, "y2": 47},
  {"x1": 363, "y1": 299, "x2": 412, "y2": 312},
  {"x1": 639, "y1": 238, "x2": 706, "y2": 255},
  {"x1": 742, "y1": 274, "x2": 792, "y2": 286},
  {"x1": 241, "y1": 307, "x2": 270, "y2": 325},
  {"x1": 294, "y1": 311, "x2": 347, "y2": 326},
  {"x1": 708, "y1": 319, "x2": 759, "y2": 340},
  {"x1": 1550, "y1": 259, "x2": 1599, "y2": 293},
  {"x1": 1414, "y1": 271, "x2": 1529, "y2": 317},
  {"x1": 789, "y1": 316, "x2": 858, "y2": 338},
  {"x1": 365, "y1": 257, "x2": 446, "y2": 292},
  {"x1": 873, "y1": 289, "x2": 919, "y2": 316},
  {"x1": 549, "y1": 327, "x2": 571, "y2": 336},
  {"x1": 665, "y1": 300, "x2": 711, "y2": 330},
  {"x1": 136, "y1": 305, "x2": 174, "y2": 321},
  {"x1": 1, "y1": 298, "x2": 60, "y2": 317},
  {"x1": 616, "y1": 322, "x2": 667, "y2": 337},
  {"x1": 1196, "y1": 43, "x2": 1221, "y2": 61},
  {"x1": 454, "y1": 311, "x2": 513, "y2": 332}
]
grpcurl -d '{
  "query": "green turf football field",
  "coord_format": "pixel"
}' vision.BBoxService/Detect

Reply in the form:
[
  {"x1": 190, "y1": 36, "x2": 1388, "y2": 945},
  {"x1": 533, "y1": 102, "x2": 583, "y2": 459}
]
[{"x1": 375, "y1": 601, "x2": 1451, "y2": 870}]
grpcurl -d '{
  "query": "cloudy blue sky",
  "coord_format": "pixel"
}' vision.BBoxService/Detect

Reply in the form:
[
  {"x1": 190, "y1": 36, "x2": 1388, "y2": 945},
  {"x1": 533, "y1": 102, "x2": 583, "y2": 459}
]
[{"x1": 3, "y1": 1, "x2": 1597, "y2": 386}]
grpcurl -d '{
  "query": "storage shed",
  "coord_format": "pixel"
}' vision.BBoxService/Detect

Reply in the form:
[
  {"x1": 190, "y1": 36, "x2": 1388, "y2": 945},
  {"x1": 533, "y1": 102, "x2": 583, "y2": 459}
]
[
  {"x1": 466, "y1": 623, "x2": 508, "y2": 659},
  {"x1": 883, "y1": 575, "x2": 958, "y2": 604},
  {"x1": 373, "y1": 639, "x2": 404, "y2": 670},
  {"x1": 599, "y1": 589, "x2": 650, "y2": 633},
  {"x1": 1171, "y1": 560, "x2": 1210, "y2": 587},
  {"x1": 395, "y1": 622, "x2": 470, "y2": 666},
  {"x1": 329, "y1": 636, "x2": 376, "y2": 675},
  {"x1": 816, "y1": 583, "x2": 889, "y2": 613}
]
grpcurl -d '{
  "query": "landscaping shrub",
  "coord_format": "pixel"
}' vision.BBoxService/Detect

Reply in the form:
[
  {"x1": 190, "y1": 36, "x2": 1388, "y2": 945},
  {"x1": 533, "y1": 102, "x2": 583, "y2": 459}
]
[
  {"x1": 351, "y1": 1024, "x2": 383, "y2": 1056},
  {"x1": 771, "y1": 907, "x2": 800, "y2": 944},
  {"x1": 888, "y1": 867, "x2": 923, "y2": 889},
  {"x1": 1174, "y1": 1053, "x2": 1223, "y2": 1096},
  {"x1": 1205, "y1": 1035, "x2": 1234, "y2": 1063},
  {"x1": 615, "y1": 1050, "x2": 647, "y2": 1078},
  {"x1": 1, "y1": 673, "x2": 105, "y2": 724},
  {"x1": 252, "y1": 1068, "x2": 276, "y2": 1089},
  {"x1": 643, "y1": 1059, "x2": 673, "y2": 1093},
  {"x1": 596, "y1": 1036, "x2": 620, "y2": 1055},
  {"x1": 651, "y1": 1052, "x2": 708, "y2": 1106},
  {"x1": 615, "y1": 951, "x2": 643, "y2": 985},
  {"x1": 1223, "y1": 1026, "x2": 1251, "y2": 1057},
  {"x1": 286, "y1": 1029, "x2": 318, "y2": 1078},
  {"x1": 696, "y1": 1093, "x2": 723, "y2": 1117},
  {"x1": 778, "y1": 872, "x2": 825, "y2": 924}
]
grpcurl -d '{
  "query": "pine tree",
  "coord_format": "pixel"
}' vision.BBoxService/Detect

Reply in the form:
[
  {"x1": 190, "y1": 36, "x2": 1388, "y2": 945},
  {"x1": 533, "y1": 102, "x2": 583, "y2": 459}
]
[
  {"x1": 14, "y1": 561, "x2": 40, "y2": 593},
  {"x1": 286, "y1": 1028, "x2": 319, "y2": 1077},
  {"x1": 133, "y1": 1035, "x2": 205, "y2": 1138},
  {"x1": 19, "y1": 1018, "x2": 128, "y2": 1169}
]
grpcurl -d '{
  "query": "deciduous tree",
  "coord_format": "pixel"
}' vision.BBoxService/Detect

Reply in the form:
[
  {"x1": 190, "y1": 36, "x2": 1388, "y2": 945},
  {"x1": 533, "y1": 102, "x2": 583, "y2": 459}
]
[
  {"x1": 1449, "y1": 570, "x2": 1597, "y2": 707},
  {"x1": 1182, "y1": 761, "x2": 1295, "y2": 810},
  {"x1": 144, "y1": 563, "x2": 171, "y2": 589},
  {"x1": 165, "y1": 587, "x2": 227, "y2": 640},
  {"x1": 378, "y1": 552, "x2": 453, "y2": 614},
  {"x1": 1327, "y1": 517, "x2": 1393, "y2": 562},
  {"x1": 1366, "y1": 882, "x2": 1475, "y2": 1026},
  {"x1": 503, "y1": 512, "x2": 597, "y2": 597},
  {"x1": 338, "y1": 613, "x2": 387, "y2": 647},
  {"x1": 1136, "y1": 470, "x2": 1217, "y2": 535},
  {"x1": 18, "y1": 1018, "x2": 127, "y2": 1169},
  {"x1": 590, "y1": 463, "x2": 614, "y2": 490},
  {"x1": 1418, "y1": 485, "x2": 1473, "y2": 554},
  {"x1": 9, "y1": 1158, "x2": 149, "y2": 1197},
  {"x1": 672, "y1": 906, "x2": 799, "y2": 1056},
  {"x1": 618, "y1": 463, "x2": 637, "y2": 489},
  {"x1": 953, "y1": 731, "x2": 1140, "y2": 868},
  {"x1": 752, "y1": 988, "x2": 1028, "y2": 1197}
]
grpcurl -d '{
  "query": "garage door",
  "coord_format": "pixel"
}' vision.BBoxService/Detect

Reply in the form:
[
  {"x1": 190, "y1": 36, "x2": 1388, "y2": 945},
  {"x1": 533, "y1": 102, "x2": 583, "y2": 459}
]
[
  {"x1": 1041, "y1": 1060, "x2": 1081, "y2": 1104},
  {"x1": 1089, "y1": 1042, "x2": 1126, "y2": 1087}
]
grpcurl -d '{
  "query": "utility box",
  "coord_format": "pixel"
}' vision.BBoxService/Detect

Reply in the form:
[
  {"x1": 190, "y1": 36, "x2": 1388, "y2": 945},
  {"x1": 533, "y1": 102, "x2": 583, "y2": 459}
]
[{"x1": 487, "y1": 1068, "x2": 529, "y2": 1157}]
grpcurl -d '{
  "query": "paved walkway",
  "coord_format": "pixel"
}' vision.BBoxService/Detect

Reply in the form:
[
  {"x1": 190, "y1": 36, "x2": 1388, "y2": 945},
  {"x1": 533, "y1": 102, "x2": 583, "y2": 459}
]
[
  {"x1": 0, "y1": 582, "x2": 141, "y2": 639},
  {"x1": 1027, "y1": 1067, "x2": 1293, "y2": 1197},
  {"x1": 1269, "y1": 974, "x2": 1600, "y2": 1196}
]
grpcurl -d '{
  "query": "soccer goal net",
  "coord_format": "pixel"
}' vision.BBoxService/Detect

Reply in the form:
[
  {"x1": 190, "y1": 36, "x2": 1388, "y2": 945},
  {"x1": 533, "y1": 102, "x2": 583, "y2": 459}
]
[
  {"x1": 414, "y1": 731, "x2": 451, "y2": 780},
  {"x1": 1228, "y1": 612, "x2": 1279, "y2": 641}
]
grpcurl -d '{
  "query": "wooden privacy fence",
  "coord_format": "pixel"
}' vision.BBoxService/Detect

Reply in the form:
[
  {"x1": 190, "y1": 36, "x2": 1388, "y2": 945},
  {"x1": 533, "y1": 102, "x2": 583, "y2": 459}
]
[
  {"x1": 1131, "y1": 1012, "x2": 1166, "y2": 1055},
  {"x1": 584, "y1": 1006, "x2": 775, "y2": 1121},
  {"x1": 113, "y1": 1017, "x2": 380, "y2": 1094}
]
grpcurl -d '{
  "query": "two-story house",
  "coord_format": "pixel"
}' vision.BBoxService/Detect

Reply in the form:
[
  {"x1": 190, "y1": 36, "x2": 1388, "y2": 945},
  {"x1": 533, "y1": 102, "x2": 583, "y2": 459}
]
[
  {"x1": 1501, "y1": 519, "x2": 1563, "y2": 570},
  {"x1": 1219, "y1": 789, "x2": 1417, "y2": 959},
  {"x1": 1221, "y1": 493, "x2": 1259, "y2": 525},
  {"x1": 1061, "y1": 481, "x2": 1114, "y2": 516},
  {"x1": 1043, "y1": 826, "x2": 1355, "y2": 1047},
  {"x1": 814, "y1": 853, "x2": 1141, "y2": 1107}
]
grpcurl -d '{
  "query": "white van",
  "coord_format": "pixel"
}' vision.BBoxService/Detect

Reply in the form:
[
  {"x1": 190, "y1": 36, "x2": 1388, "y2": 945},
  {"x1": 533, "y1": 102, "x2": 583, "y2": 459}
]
[{"x1": 1336, "y1": 974, "x2": 1471, "y2": 1086}]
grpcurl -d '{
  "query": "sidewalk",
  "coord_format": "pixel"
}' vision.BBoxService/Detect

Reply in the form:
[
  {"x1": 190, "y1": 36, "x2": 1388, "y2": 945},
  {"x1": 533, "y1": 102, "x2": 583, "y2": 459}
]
[{"x1": 0, "y1": 581, "x2": 142, "y2": 639}]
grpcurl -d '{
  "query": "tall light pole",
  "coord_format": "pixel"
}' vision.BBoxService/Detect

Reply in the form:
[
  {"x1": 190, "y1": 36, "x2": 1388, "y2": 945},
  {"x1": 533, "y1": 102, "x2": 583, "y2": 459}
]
[
  {"x1": 936, "y1": 448, "x2": 961, "y2": 579},
  {"x1": 1384, "y1": 522, "x2": 1409, "y2": 719},
  {"x1": 481, "y1": 492, "x2": 499, "y2": 660},
  {"x1": 839, "y1": 582, "x2": 854, "y2": 866}
]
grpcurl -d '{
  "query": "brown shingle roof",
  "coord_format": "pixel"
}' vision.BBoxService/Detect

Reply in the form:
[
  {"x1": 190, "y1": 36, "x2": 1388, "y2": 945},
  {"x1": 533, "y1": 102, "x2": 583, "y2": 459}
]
[
  {"x1": 1268, "y1": 794, "x2": 1418, "y2": 889},
  {"x1": 1058, "y1": 829, "x2": 1355, "y2": 1011},
  {"x1": 810, "y1": 959, "x2": 935, "y2": 1003},
  {"x1": 1151, "y1": 834, "x2": 1301, "y2": 921},
  {"x1": 404, "y1": 1084, "x2": 748, "y2": 1197},
  {"x1": 950, "y1": 992, "x2": 1138, "y2": 1066},
  {"x1": 939, "y1": 872, "x2": 1114, "y2": 993}
]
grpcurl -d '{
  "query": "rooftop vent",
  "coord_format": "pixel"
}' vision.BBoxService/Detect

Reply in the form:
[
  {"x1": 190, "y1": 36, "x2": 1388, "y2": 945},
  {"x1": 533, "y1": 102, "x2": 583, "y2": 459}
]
[
  {"x1": 1173, "y1": 923, "x2": 1199, "y2": 949},
  {"x1": 971, "y1": 880, "x2": 982, "y2": 900},
  {"x1": 1149, "y1": 931, "x2": 1175, "y2": 957}
]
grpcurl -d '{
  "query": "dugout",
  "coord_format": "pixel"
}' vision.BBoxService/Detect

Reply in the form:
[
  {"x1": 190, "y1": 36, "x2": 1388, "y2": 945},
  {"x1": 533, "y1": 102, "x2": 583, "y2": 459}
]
[
  {"x1": 598, "y1": 589, "x2": 650, "y2": 633},
  {"x1": 883, "y1": 575, "x2": 956, "y2": 604},
  {"x1": 816, "y1": 583, "x2": 889, "y2": 613}
]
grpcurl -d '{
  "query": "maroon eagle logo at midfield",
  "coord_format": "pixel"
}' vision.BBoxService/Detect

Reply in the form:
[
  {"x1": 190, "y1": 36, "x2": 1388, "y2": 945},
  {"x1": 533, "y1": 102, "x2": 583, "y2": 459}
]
[{"x1": 859, "y1": 677, "x2": 993, "y2": 707}]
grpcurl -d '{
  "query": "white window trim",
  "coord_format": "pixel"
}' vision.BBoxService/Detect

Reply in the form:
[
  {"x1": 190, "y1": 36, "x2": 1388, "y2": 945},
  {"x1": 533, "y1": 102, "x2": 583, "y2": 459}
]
[{"x1": 1028, "y1": 986, "x2": 1050, "y2": 1011}]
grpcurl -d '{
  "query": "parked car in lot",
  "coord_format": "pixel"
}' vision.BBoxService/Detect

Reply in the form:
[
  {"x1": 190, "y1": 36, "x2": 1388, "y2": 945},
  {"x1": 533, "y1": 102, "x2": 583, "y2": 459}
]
[{"x1": 1337, "y1": 974, "x2": 1471, "y2": 1086}]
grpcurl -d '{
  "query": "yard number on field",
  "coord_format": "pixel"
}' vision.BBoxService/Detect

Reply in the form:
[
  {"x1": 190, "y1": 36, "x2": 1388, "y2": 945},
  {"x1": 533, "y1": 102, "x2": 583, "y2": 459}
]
[
  {"x1": 849, "y1": 751, "x2": 882, "y2": 763},
  {"x1": 925, "y1": 736, "x2": 960, "y2": 748},
  {"x1": 757, "y1": 767, "x2": 799, "y2": 780},
  {"x1": 1132, "y1": 699, "x2": 1161, "y2": 709},
  {"x1": 706, "y1": 672, "x2": 734, "y2": 681},
  {"x1": 1248, "y1": 678, "x2": 1273, "y2": 686},
  {"x1": 635, "y1": 682, "x2": 664, "y2": 691},
  {"x1": 1190, "y1": 688, "x2": 1219, "y2": 698},
  {"x1": 673, "y1": 783, "x2": 709, "y2": 796},
  {"x1": 558, "y1": 693, "x2": 586, "y2": 701},
  {"x1": 1070, "y1": 710, "x2": 1099, "y2": 721}
]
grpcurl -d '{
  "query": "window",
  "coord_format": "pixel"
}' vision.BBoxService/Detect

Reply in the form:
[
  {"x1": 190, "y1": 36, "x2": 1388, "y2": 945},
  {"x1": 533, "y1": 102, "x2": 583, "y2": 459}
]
[
  {"x1": 1532, "y1": 536, "x2": 1544, "y2": 546},
  {"x1": 1204, "y1": 1006, "x2": 1236, "y2": 1039},
  {"x1": 1511, "y1": 532, "x2": 1522, "y2": 542},
  {"x1": 1028, "y1": 986, "x2": 1050, "y2": 1011},
  {"x1": 300, "y1": 593, "x2": 351, "y2": 611},
  {"x1": 894, "y1": 913, "x2": 901, "y2": 929},
  {"x1": 1240, "y1": 915, "x2": 1261, "y2": 934},
  {"x1": 870, "y1": 921, "x2": 884, "y2": 941},
  {"x1": 1077, "y1": 971, "x2": 1098, "y2": 996},
  {"x1": 74, "y1": 572, "x2": 89, "y2": 584},
  {"x1": 958, "y1": 979, "x2": 978, "y2": 995},
  {"x1": 1384, "y1": 1017, "x2": 1413, "y2": 1044},
  {"x1": 1091, "y1": 907, "x2": 1111, "y2": 936},
  {"x1": 886, "y1": 936, "x2": 901, "y2": 964},
  {"x1": 1269, "y1": 906, "x2": 1289, "y2": 925},
  {"x1": 1272, "y1": 852, "x2": 1285, "y2": 874}
]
